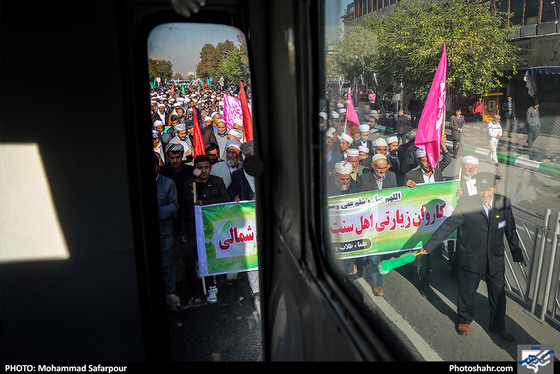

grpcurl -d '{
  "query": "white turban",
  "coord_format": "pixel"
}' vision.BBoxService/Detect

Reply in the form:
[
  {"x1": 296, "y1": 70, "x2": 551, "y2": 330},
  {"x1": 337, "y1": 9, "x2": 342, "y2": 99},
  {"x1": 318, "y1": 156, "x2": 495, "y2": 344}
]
[
  {"x1": 153, "y1": 120, "x2": 163, "y2": 128},
  {"x1": 229, "y1": 129, "x2": 243, "y2": 140},
  {"x1": 334, "y1": 161, "x2": 353, "y2": 175},
  {"x1": 415, "y1": 148, "x2": 427, "y2": 158},
  {"x1": 175, "y1": 123, "x2": 186, "y2": 132},
  {"x1": 374, "y1": 138, "x2": 388, "y2": 147},
  {"x1": 358, "y1": 146, "x2": 369, "y2": 154},
  {"x1": 371, "y1": 154, "x2": 387, "y2": 164},
  {"x1": 204, "y1": 116, "x2": 213, "y2": 122},
  {"x1": 462, "y1": 156, "x2": 479, "y2": 165},
  {"x1": 233, "y1": 118, "x2": 244, "y2": 127},
  {"x1": 226, "y1": 140, "x2": 241, "y2": 151},
  {"x1": 340, "y1": 133, "x2": 353, "y2": 144},
  {"x1": 386, "y1": 136, "x2": 398, "y2": 145},
  {"x1": 359, "y1": 124, "x2": 370, "y2": 133},
  {"x1": 347, "y1": 148, "x2": 359, "y2": 157}
]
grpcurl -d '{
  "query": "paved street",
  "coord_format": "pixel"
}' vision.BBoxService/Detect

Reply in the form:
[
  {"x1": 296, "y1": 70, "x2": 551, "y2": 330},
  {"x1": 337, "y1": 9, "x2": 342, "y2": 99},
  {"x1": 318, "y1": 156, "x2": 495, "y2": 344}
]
[
  {"x1": 167, "y1": 272, "x2": 263, "y2": 361},
  {"x1": 165, "y1": 122, "x2": 560, "y2": 362}
]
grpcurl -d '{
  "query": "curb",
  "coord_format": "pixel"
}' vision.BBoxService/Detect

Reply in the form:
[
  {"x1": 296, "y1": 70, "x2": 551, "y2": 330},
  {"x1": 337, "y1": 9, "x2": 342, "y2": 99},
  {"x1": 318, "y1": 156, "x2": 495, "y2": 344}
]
[
  {"x1": 459, "y1": 143, "x2": 560, "y2": 179},
  {"x1": 374, "y1": 126, "x2": 560, "y2": 179}
]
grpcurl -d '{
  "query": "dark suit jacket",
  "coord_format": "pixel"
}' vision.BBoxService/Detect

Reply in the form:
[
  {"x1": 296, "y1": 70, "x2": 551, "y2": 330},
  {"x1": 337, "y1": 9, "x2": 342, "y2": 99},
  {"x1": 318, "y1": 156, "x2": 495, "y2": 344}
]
[
  {"x1": 423, "y1": 194, "x2": 524, "y2": 274},
  {"x1": 180, "y1": 175, "x2": 230, "y2": 237},
  {"x1": 404, "y1": 149, "x2": 451, "y2": 184},
  {"x1": 327, "y1": 176, "x2": 362, "y2": 196},
  {"x1": 405, "y1": 167, "x2": 444, "y2": 184},
  {"x1": 395, "y1": 116, "x2": 411, "y2": 135},
  {"x1": 228, "y1": 169, "x2": 254, "y2": 201},
  {"x1": 448, "y1": 115, "x2": 465, "y2": 141},
  {"x1": 360, "y1": 169, "x2": 398, "y2": 191}
]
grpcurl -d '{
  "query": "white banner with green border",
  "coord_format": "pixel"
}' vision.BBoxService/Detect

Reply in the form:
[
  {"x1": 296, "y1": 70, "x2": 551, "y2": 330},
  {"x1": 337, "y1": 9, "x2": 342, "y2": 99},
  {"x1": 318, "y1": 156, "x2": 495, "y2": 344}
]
[
  {"x1": 195, "y1": 201, "x2": 258, "y2": 277},
  {"x1": 328, "y1": 180, "x2": 459, "y2": 259},
  {"x1": 194, "y1": 180, "x2": 460, "y2": 276}
]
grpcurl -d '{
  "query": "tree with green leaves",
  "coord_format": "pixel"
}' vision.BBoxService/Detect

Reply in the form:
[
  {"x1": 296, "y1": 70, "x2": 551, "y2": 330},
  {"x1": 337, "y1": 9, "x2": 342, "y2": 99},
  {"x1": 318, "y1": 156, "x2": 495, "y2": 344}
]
[
  {"x1": 330, "y1": 23, "x2": 378, "y2": 86},
  {"x1": 196, "y1": 36, "x2": 251, "y2": 86},
  {"x1": 148, "y1": 58, "x2": 173, "y2": 82},
  {"x1": 196, "y1": 43, "x2": 221, "y2": 80},
  {"x1": 362, "y1": 0, "x2": 519, "y2": 98}
]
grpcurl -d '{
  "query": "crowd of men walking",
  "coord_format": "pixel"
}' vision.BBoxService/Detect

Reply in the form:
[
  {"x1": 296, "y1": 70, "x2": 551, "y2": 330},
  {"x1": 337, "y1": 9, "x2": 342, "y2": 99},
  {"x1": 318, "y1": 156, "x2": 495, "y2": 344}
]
[
  {"x1": 150, "y1": 83, "x2": 259, "y2": 312},
  {"x1": 320, "y1": 92, "x2": 526, "y2": 340},
  {"x1": 151, "y1": 83, "x2": 527, "y2": 341}
]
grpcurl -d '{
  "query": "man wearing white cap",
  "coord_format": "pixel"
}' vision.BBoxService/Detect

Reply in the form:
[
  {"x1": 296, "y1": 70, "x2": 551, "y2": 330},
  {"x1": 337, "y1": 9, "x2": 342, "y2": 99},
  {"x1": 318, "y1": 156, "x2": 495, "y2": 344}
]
[
  {"x1": 405, "y1": 145, "x2": 450, "y2": 188},
  {"x1": 228, "y1": 128, "x2": 244, "y2": 143},
  {"x1": 358, "y1": 145, "x2": 371, "y2": 168},
  {"x1": 457, "y1": 156, "x2": 479, "y2": 197},
  {"x1": 327, "y1": 160, "x2": 363, "y2": 280},
  {"x1": 168, "y1": 123, "x2": 193, "y2": 162},
  {"x1": 339, "y1": 133, "x2": 353, "y2": 160},
  {"x1": 372, "y1": 137, "x2": 388, "y2": 155},
  {"x1": 232, "y1": 118, "x2": 245, "y2": 140},
  {"x1": 386, "y1": 136, "x2": 404, "y2": 186},
  {"x1": 154, "y1": 103, "x2": 166, "y2": 124},
  {"x1": 487, "y1": 114, "x2": 502, "y2": 166},
  {"x1": 327, "y1": 160, "x2": 362, "y2": 196},
  {"x1": 449, "y1": 155, "x2": 480, "y2": 272},
  {"x1": 404, "y1": 141, "x2": 451, "y2": 299},
  {"x1": 346, "y1": 148, "x2": 368, "y2": 182},
  {"x1": 210, "y1": 140, "x2": 242, "y2": 188},
  {"x1": 201, "y1": 116, "x2": 217, "y2": 147},
  {"x1": 360, "y1": 153, "x2": 398, "y2": 296},
  {"x1": 214, "y1": 119, "x2": 229, "y2": 160},
  {"x1": 353, "y1": 124, "x2": 373, "y2": 154}
]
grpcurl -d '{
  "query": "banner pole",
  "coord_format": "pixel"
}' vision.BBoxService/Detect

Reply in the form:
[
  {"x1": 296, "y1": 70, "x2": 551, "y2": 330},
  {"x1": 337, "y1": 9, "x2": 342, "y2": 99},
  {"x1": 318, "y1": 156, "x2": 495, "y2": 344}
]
[{"x1": 193, "y1": 181, "x2": 207, "y2": 295}]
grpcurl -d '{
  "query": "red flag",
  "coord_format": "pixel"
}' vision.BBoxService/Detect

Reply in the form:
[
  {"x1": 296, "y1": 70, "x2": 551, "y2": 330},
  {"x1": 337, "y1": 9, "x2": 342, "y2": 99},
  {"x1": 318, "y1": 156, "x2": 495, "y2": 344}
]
[
  {"x1": 191, "y1": 107, "x2": 206, "y2": 158},
  {"x1": 239, "y1": 82, "x2": 253, "y2": 141},
  {"x1": 415, "y1": 43, "x2": 447, "y2": 169},
  {"x1": 171, "y1": 81, "x2": 174, "y2": 96},
  {"x1": 203, "y1": 79, "x2": 207, "y2": 89}
]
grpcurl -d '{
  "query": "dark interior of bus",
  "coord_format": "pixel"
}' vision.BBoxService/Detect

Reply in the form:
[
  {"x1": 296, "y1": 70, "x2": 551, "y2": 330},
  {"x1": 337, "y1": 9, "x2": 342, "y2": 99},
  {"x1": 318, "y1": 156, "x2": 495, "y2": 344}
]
[{"x1": 0, "y1": 0, "x2": 412, "y2": 362}]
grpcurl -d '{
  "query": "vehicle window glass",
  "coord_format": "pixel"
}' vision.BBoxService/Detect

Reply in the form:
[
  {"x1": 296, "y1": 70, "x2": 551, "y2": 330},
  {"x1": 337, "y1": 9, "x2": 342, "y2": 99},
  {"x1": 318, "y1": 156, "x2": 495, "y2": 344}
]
[
  {"x1": 147, "y1": 23, "x2": 262, "y2": 361},
  {"x1": 323, "y1": 0, "x2": 560, "y2": 362}
]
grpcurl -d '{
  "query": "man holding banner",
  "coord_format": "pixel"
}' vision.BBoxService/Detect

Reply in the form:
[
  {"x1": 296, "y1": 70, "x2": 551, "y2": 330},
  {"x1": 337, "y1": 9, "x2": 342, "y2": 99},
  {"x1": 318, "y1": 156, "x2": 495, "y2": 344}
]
[
  {"x1": 405, "y1": 142, "x2": 451, "y2": 299},
  {"x1": 360, "y1": 153, "x2": 398, "y2": 296},
  {"x1": 180, "y1": 155, "x2": 230, "y2": 304},
  {"x1": 407, "y1": 43, "x2": 450, "y2": 300}
]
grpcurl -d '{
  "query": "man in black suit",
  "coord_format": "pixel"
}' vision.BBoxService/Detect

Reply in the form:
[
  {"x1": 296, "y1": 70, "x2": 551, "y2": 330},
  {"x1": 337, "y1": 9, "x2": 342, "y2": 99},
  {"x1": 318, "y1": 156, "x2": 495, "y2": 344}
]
[
  {"x1": 328, "y1": 160, "x2": 363, "y2": 280},
  {"x1": 421, "y1": 172, "x2": 526, "y2": 340},
  {"x1": 404, "y1": 139, "x2": 451, "y2": 189},
  {"x1": 361, "y1": 153, "x2": 398, "y2": 192},
  {"x1": 394, "y1": 109, "x2": 411, "y2": 145},
  {"x1": 448, "y1": 108, "x2": 465, "y2": 157},
  {"x1": 359, "y1": 153, "x2": 397, "y2": 296},
  {"x1": 404, "y1": 141, "x2": 451, "y2": 299}
]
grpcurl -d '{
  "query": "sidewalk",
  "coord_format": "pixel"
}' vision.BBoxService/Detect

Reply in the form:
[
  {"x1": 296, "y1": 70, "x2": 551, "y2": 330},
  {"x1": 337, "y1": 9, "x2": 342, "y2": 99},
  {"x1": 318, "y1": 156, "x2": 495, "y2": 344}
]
[
  {"x1": 374, "y1": 121, "x2": 560, "y2": 179},
  {"x1": 456, "y1": 121, "x2": 560, "y2": 178}
]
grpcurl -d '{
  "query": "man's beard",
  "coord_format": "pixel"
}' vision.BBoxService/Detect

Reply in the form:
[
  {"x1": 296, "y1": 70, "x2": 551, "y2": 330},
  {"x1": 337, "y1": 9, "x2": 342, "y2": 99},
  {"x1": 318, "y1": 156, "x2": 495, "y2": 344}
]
[
  {"x1": 336, "y1": 180, "x2": 349, "y2": 191},
  {"x1": 226, "y1": 158, "x2": 238, "y2": 168}
]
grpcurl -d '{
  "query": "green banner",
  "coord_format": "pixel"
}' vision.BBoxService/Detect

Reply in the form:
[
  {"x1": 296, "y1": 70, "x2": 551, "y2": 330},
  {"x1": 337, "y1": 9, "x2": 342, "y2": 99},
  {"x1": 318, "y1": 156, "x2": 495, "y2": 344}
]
[
  {"x1": 328, "y1": 180, "x2": 459, "y2": 259},
  {"x1": 194, "y1": 181, "x2": 460, "y2": 275},
  {"x1": 195, "y1": 201, "x2": 258, "y2": 277}
]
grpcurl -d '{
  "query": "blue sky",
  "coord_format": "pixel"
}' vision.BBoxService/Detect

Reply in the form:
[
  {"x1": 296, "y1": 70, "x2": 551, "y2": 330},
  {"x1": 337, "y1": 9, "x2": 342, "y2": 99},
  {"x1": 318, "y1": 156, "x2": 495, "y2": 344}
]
[
  {"x1": 147, "y1": 1, "x2": 347, "y2": 77},
  {"x1": 148, "y1": 23, "x2": 243, "y2": 77}
]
